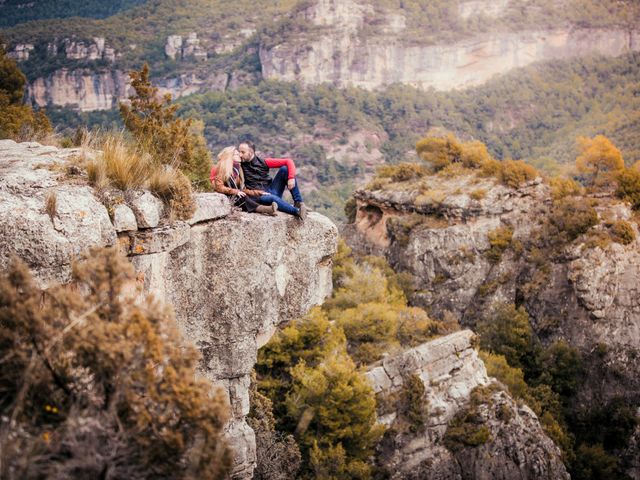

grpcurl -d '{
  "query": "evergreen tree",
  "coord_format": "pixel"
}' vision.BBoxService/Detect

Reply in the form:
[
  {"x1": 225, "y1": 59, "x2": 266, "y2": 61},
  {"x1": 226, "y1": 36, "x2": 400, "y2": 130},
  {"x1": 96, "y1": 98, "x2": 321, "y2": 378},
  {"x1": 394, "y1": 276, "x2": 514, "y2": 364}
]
[{"x1": 120, "y1": 63, "x2": 211, "y2": 189}]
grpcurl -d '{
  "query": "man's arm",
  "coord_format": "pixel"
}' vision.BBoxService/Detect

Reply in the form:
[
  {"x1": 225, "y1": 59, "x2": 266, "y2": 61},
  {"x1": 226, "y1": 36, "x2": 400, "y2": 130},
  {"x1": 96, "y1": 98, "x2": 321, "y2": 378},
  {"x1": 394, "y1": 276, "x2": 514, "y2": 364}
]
[{"x1": 265, "y1": 158, "x2": 296, "y2": 179}]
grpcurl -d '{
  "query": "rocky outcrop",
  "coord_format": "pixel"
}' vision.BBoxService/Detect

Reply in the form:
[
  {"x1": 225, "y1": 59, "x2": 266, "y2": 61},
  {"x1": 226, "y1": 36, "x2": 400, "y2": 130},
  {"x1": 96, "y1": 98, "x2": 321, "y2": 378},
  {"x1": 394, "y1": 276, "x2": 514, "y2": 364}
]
[
  {"x1": 164, "y1": 32, "x2": 208, "y2": 60},
  {"x1": 0, "y1": 139, "x2": 338, "y2": 478},
  {"x1": 345, "y1": 170, "x2": 640, "y2": 461},
  {"x1": 367, "y1": 330, "x2": 569, "y2": 479},
  {"x1": 260, "y1": 0, "x2": 640, "y2": 90},
  {"x1": 28, "y1": 68, "x2": 130, "y2": 111}
]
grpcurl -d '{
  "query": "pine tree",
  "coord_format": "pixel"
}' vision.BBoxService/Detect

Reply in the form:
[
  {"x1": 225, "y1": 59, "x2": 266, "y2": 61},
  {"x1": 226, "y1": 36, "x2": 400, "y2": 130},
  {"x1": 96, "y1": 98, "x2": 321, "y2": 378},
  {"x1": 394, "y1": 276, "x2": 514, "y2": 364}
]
[
  {"x1": 120, "y1": 63, "x2": 211, "y2": 189},
  {"x1": 0, "y1": 43, "x2": 52, "y2": 141}
]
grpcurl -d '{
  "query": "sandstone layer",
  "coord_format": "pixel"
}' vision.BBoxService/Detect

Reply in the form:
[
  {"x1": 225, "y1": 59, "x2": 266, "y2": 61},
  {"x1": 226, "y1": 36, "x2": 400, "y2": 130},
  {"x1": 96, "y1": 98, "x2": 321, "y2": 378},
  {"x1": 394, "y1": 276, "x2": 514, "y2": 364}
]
[{"x1": 0, "y1": 139, "x2": 338, "y2": 478}]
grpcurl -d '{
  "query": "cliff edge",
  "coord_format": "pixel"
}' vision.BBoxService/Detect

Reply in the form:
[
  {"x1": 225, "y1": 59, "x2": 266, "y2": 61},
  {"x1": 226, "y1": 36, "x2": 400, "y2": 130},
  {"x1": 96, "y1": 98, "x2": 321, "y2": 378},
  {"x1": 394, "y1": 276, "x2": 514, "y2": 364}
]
[{"x1": 0, "y1": 139, "x2": 338, "y2": 478}]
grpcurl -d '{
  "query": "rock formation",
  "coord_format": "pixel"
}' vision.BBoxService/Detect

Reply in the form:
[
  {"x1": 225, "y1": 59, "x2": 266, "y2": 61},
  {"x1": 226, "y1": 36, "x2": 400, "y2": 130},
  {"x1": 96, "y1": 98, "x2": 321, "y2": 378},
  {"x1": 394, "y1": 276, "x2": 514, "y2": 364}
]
[
  {"x1": 345, "y1": 169, "x2": 640, "y2": 463},
  {"x1": 367, "y1": 330, "x2": 569, "y2": 479},
  {"x1": 9, "y1": 0, "x2": 640, "y2": 111},
  {"x1": 0, "y1": 139, "x2": 338, "y2": 478},
  {"x1": 260, "y1": 0, "x2": 640, "y2": 90}
]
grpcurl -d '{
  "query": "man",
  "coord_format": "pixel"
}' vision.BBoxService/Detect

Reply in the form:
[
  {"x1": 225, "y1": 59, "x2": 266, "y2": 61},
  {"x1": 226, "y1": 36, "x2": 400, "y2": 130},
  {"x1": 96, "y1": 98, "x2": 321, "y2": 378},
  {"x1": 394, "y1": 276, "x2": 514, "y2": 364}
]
[{"x1": 238, "y1": 140, "x2": 307, "y2": 220}]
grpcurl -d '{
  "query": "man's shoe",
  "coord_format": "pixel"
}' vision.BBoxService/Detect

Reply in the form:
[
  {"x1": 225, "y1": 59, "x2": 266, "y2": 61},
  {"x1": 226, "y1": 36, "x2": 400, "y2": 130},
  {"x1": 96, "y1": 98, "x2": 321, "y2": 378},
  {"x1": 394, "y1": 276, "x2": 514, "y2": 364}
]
[
  {"x1": 295, "y1": 202, "x2": 308, "y2": 220},
  {"x1": 256, "y1": 202, "x2": 278, "y2": 216}
]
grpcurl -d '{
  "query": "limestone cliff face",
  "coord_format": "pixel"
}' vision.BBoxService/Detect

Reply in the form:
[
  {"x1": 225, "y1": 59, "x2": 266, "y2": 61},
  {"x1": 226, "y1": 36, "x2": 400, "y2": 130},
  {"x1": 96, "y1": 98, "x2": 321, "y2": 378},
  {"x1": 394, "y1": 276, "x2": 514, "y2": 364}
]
[
  {"x1": 367, "y1": 330, "x2": 569, "y2": 479},
  {"x1": 345, "y1": 171, "x2": 640, "y2": 463},
  {"x1": 0, "y1": 139, "x2": 338, "y2": 478},
  {"x1": 14, "y1": 0, "x2": 640, "y2": 111},
  {"x1": 260, "y1": 0, "x2": 640, "y2": 90},
  {"x1": 28, "y1": 69, "x2": 130, "y2": 112}
]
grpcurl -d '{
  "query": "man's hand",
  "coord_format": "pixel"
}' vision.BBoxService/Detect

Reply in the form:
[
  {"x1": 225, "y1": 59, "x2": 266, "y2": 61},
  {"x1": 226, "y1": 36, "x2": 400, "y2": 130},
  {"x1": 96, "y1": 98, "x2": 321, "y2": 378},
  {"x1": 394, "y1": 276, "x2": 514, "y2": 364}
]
[{"x1": 287, "y1": 178, "x2": 296, "y2": 190}]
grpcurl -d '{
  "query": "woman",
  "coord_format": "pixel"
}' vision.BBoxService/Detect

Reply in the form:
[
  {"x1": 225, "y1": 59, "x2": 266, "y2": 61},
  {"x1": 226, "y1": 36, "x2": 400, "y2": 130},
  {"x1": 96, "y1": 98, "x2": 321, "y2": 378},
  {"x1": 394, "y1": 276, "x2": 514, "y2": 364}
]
[{"x1": 211, "y1": 146, "x2": 277, "y2": 215}]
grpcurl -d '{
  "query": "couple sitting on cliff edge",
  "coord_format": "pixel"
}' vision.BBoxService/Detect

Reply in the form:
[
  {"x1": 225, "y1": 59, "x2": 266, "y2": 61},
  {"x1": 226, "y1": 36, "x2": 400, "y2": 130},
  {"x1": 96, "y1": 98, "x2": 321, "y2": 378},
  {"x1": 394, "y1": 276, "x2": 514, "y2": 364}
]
[{"x1": 210, "y1": 140, "x2": 308, "y2": 220}]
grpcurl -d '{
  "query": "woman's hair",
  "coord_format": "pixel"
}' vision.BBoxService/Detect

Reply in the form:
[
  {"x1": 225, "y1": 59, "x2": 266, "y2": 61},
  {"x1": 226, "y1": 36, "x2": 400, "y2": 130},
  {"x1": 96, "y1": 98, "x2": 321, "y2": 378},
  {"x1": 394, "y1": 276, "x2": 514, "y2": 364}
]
[{"x1": 216, "y1": 146, "x2": 236, "y2": 183}]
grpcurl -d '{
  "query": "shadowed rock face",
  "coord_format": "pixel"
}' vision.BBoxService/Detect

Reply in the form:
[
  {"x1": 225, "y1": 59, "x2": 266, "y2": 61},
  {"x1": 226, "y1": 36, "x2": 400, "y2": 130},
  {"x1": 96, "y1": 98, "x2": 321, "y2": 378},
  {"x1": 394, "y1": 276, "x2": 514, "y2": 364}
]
[
  {"x1": 367, "y1": 330, "x2": 569, "y2": 480},
  {"x1": 0, "y1": 139, "x2": 338, "y2": 479}
]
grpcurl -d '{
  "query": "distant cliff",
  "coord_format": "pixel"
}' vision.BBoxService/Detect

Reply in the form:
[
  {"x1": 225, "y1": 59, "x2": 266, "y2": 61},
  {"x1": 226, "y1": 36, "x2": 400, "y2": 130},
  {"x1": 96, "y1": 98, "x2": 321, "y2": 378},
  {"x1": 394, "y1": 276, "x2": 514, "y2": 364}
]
[
  {"x1": 0, "y1": 139, "x2": 338, "y2": 478},
  {"x1": 5, "y1": 0, "x2": 639, "y2": 111},
  {"x1": 260, "y1": 0, "x2": 640, "y2": 91}
]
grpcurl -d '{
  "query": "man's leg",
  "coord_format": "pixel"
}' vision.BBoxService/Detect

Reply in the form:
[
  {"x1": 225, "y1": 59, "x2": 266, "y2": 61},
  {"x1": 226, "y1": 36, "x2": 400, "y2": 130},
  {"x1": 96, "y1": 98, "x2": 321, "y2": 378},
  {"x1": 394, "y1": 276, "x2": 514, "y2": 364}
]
[
  {"x1": 268, "y1": 166, "x2": 304, "y2": 204},
  {"x1": 267, "y1": 166, "x2": 289, "y2": 198},
  {"x1": 258, "y1": 193, "x2": 299, "y2": 216}
]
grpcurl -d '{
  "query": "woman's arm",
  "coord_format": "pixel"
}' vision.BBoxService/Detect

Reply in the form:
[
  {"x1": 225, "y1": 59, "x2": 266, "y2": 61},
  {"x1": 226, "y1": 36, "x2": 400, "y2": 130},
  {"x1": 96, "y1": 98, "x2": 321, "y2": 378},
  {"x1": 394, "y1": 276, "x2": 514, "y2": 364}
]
[{"x1": 212, "y1": 168, "x2": 242, "y2": 196}]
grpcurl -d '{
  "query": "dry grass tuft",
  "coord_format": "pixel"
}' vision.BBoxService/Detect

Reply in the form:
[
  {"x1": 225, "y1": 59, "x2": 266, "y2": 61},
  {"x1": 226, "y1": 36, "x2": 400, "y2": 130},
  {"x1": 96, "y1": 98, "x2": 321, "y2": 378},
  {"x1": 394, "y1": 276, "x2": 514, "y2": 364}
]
[{"x1": 44, "y1": 190, "x2": 57, "y2": 222}]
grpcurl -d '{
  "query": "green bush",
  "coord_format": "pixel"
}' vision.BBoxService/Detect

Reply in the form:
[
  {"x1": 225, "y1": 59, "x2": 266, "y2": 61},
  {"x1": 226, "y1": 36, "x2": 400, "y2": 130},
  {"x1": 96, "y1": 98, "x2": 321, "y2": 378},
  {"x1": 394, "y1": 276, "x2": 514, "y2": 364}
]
[
  {"x1": 486, "y1": 226, "x2": 514, "y2": 264},
  {"x1": 616, "y1": 167, "x2": 640, "y2": 210},
  {"x1": 478, "y1": 304, "x2": 533, "y2": 370},
  {"x1": 548, "y1": 197, "x2": 598, "y2": 242}
]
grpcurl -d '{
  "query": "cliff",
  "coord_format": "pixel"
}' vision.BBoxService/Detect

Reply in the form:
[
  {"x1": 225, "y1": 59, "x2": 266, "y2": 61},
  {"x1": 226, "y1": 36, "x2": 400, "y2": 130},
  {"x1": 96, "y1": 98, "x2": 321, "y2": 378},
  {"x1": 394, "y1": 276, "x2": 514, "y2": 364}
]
[
  {"x1": 0, "y1": 139, "x2": 338, "y2": 478},
  {"x1": 260, "y1": 0, "x2": 640, "y2": 91},
  {"x1": 367, "y1": 330, "x2": 569, "y2": 479},
  {"x1": 344, "y1": 168, "x2": 640, "y2": 474},
  {"x1": 6, "y1": 0, "x2": 639, "y2": 111}
]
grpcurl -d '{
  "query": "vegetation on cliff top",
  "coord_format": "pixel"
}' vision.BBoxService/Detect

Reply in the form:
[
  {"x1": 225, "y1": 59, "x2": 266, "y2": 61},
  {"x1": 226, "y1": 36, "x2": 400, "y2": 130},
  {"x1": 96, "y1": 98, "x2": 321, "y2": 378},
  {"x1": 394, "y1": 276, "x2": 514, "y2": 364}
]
[{"x1": 0, "y1": 248, "x2": 232, "y2": 479}]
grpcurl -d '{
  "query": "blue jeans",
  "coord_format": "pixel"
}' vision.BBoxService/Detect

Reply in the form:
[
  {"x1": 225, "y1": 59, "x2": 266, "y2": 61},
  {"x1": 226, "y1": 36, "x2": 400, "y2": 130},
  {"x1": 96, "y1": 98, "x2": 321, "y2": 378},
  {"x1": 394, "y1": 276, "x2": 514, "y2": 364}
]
[{"x1": 257, "y1": 166, "x2": 303, "y2": 216}]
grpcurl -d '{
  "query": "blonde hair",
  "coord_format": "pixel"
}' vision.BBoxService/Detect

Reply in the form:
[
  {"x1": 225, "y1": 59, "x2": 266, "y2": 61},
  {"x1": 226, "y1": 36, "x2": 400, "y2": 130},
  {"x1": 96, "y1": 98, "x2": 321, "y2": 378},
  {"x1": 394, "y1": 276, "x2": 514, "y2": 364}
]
[{"x1": 216, "y1": 146, "x2": 236, "y2": 184}]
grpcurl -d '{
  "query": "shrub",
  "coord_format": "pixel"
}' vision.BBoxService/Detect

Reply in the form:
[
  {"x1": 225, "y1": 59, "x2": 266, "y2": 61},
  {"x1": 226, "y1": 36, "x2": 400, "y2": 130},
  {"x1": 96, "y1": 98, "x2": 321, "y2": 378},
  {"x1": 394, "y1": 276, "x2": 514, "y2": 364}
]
[
  {"x1": 548, "y1": 197, "x2": 598, "y2": 242},
  {"x1": 44, "y1": 190, "x2": 57, "y2": 221},
  {"x1": 616, "y1": 167, "x2": 640, "y2": 210},
  {"x1": 478, "y1": 303, "x2": 533, "y2": 370},
  {"x1": 92, "y1": 132, "x2": 151, "y2": 190},
  {"x1": 0, "y1": 45, "x2": 52, "y2": 141},
  {"x1": 285, "y1": 353, "x2": 384, "y2": 478},
  {"x1": 376, "y1": 162, "x2": 429, "y2": 182},
  {"x1": 0, "y1": 248, "x2": 232, "y2": 479},
  {"x1": 576, "y1": 135, "x2": 624, "y2": 188},
  {"x1": 573, "y1": 443, "x2": 619, "y2": 480},
  {"x1": 120, "y1": 64, "x2": 211, "y2": 189},
  {"x1": 486, "y1": 226, "x2": 514, "y2": 264},
  {"x1": 610, "y1": 220, "x2": 635, "y2": 245},
  {"x1": 399, "y1": 373, "x2": 429, "y2": 433},
  {"x1": 499, "y1": 159, "x2": 538, "y2": 188},
  {"x1": 344, "y1": 197, "x2": 357, "y2": 223},
  {"x1": 416, "y1": 134, "x2": 463, "y2": 171},
  {"x1": 549, "y1": 176, "x2": 583, "y2": 199},
  {"x1": 460, "y1": 140, "x2": 492, "y2": 168},
  {"x1": 149, "y1": 166, "x2": 196, "y2": 221},
  {"x1": 444, "y1": 386, "x2": 495, "y2": 451},
  {"x1": 470, "y1": 188, "x2": 486, "y2": 200},
  {"x1": 248, "y1": 376, "x2": 301, "y2": 480}
]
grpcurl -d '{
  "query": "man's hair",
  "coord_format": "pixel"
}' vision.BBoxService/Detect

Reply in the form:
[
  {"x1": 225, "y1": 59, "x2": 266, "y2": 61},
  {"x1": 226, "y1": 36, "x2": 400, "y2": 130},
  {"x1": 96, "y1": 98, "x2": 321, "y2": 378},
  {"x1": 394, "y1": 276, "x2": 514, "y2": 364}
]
[{"x1": 238, "y1": 140, "x2": 256, "y2": 152}]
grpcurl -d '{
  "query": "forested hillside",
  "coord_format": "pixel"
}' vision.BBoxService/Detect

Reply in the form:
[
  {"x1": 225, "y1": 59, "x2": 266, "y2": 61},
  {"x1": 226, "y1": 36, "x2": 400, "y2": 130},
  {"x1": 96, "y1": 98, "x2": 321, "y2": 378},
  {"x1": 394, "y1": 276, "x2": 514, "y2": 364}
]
[{"x1": 0, "y1": 0, "x2": 147, "y2": 27}]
